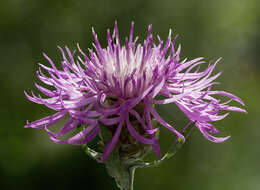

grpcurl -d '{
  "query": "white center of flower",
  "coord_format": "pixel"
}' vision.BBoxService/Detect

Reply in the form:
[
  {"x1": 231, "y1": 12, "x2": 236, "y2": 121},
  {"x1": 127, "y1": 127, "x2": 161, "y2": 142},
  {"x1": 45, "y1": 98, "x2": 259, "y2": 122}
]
[{"x1": 98, "y1": 44, "x2": 164, "y2": 98}]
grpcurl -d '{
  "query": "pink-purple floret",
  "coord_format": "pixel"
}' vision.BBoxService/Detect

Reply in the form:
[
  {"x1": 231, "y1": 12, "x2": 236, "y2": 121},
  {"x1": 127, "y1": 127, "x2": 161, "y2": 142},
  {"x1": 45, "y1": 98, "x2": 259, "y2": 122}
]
[{"x1": 25, "y1": 22, "x2": 246, "y2": 162}]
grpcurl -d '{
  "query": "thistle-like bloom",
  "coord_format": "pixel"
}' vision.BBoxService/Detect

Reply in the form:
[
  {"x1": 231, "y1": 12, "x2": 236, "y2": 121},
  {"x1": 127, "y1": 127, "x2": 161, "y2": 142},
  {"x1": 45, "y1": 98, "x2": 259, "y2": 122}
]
[{"x1": 25, "y1": 22, "x2": 246, "y2": 162}]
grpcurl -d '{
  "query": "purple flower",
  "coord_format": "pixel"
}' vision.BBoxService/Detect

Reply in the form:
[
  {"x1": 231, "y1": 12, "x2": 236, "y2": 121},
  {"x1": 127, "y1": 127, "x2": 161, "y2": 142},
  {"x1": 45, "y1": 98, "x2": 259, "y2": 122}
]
[{"x1": 25, "y1": 22, "x2": 246, "y2": 162}]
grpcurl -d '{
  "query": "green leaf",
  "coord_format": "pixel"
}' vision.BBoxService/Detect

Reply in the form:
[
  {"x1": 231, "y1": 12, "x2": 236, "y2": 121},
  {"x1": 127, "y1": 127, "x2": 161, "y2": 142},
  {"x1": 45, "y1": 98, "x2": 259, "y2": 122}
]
[{"x1": 134, "y1": 123, "x2": 195, "y2": 168}]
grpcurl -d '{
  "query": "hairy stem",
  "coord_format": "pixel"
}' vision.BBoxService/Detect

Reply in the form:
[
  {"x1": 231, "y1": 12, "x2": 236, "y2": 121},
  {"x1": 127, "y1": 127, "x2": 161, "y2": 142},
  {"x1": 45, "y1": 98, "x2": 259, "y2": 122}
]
[{"x1": 104, "y1": 147, "x2": 136, "y2": 190}]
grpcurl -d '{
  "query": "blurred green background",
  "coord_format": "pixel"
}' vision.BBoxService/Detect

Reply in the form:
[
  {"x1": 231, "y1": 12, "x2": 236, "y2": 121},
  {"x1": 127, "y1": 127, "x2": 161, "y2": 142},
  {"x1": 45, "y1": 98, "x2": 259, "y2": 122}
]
[{"x1": 0, "y1": 0, "x2": 259, "y2": 189}]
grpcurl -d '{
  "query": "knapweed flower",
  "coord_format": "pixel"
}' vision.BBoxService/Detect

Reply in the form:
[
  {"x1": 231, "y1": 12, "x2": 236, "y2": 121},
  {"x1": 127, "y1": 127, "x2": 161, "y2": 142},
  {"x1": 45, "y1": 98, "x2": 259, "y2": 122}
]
[{"x1": 25, "y1": 22, "x2": 246, "y2": 162}]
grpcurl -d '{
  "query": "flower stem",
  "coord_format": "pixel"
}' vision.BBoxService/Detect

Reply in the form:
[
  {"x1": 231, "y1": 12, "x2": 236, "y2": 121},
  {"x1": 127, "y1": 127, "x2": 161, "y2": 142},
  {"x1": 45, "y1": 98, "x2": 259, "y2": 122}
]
[
  {"x1": 104, "y1": 152, "x2": 136, "y2": 190},
  {"x1": 116, "y1": 166, "x2": 135, "y2": 190}
]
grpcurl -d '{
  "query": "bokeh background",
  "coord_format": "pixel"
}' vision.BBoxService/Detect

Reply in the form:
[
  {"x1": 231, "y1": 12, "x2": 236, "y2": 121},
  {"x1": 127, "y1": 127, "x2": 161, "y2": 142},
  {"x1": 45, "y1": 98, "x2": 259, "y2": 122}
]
[{"x1": 0, "y1": 0, "x2": 259, "y2": 189}]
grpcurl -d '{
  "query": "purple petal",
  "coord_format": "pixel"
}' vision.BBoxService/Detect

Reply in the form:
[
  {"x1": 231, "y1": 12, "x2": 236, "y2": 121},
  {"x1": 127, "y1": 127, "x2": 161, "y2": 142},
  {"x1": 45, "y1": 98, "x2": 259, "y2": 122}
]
[
  {"x1": 50, "y1": 121, "x2": 98, "y2": 145},
  {"x1": 208, "y1": 91, "x2": 245, "y2": 106},
  {"x1": 149, "y1": 104, "x2": 185, "y2": 142},
  {"x1": 99, "y1": 115, "x2": 125, "y2": 162},
  {"x1": 195, "y1": 122, "x2": 230, "y2": 143},
  {"x1": 25, "y1": 111, "x2": 67, "y2": 129},
  {"x1": 126, "y1": 113, "x2": 154, "y2": 145}
]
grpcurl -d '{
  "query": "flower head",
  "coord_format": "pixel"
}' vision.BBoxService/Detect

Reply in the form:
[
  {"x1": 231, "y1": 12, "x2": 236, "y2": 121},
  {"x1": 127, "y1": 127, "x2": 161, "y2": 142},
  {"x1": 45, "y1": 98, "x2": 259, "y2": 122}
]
[{"x1": 25, "y1": 22, "x2": 246, "y2": 162}]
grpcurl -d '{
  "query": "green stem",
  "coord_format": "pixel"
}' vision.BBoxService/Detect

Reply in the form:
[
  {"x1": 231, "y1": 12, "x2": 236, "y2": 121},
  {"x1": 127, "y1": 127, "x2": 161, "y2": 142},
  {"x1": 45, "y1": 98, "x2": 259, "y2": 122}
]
[
  {"x1": 115, "y1": 166, "x2": 135, "y2": 190},
  {"x1": 105, "y1": 155, "x2": 136, "y2": 190},
  {"x1": 82, "y1": 144, "x2": 135, "y2": 189}
]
